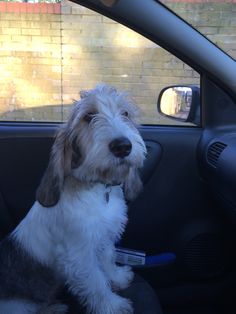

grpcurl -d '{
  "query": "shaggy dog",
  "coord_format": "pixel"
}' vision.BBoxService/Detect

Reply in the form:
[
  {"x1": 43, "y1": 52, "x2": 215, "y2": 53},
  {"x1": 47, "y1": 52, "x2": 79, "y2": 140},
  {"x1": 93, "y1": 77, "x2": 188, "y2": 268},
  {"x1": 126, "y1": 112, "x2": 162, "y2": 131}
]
[{"x1": 0, "y1": 84, "x2": 146, "y2": 314}]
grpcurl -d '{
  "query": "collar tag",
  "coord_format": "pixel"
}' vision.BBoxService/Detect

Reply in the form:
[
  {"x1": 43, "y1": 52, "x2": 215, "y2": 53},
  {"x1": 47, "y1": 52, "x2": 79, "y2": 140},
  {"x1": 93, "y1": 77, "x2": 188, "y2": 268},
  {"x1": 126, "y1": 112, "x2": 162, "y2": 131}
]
[{"x1": 105, "y1": 185, "x2": 112, "y2": 203}]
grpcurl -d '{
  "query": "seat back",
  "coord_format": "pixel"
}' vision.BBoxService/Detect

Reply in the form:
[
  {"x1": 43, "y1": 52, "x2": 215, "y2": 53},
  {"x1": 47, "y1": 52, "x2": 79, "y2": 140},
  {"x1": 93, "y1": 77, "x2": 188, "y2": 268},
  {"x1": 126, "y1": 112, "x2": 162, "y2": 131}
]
[{"x1": 0, "y1": 191, "x2": 15, "y2": 239}]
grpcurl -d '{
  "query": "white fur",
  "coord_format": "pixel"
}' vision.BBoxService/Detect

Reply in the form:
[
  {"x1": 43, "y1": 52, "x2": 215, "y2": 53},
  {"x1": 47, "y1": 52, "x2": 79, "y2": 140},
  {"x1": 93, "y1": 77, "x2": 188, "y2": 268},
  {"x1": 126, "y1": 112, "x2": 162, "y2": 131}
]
[
  {"x1": 14, "y1": 180, "x2": 133, "y2": 313},
  {"x1": 2, "y1": 84, "x2": 146, "y2": 314}
]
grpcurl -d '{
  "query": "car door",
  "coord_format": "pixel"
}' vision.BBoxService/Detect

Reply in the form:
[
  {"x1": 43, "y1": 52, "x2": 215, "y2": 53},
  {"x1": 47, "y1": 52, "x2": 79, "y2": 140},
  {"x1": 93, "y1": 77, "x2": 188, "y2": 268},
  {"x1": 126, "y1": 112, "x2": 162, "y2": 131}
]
[{"x1": 0, "y1": 0, "x2": 236, "y2": 313}]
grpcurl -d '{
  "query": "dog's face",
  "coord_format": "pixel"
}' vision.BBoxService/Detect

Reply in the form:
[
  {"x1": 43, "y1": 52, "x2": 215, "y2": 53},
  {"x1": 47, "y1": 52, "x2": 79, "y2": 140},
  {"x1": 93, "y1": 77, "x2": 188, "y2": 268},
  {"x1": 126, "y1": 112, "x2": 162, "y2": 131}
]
[
  {"x1": 36, "y1": 84, "x2": 147, "y2": 207},
  {"x1": 71, "y1": 85, "x2": 146, "y2": 185}
]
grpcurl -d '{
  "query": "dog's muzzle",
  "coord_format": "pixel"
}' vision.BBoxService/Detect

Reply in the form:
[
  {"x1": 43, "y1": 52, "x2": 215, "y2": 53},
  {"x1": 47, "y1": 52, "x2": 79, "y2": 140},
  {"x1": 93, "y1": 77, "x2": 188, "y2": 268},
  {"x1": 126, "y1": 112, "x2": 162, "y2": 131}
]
[{"x1": 109, "y1": 137, "x2": 132, "y2": 158}]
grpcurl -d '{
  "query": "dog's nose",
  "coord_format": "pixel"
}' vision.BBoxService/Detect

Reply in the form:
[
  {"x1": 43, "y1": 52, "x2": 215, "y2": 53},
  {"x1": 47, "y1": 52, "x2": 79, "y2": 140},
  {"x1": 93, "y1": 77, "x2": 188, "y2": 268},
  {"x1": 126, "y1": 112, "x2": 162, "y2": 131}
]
[{"x1": 109, "y1": 137, "x2": 132, "y2": 158}]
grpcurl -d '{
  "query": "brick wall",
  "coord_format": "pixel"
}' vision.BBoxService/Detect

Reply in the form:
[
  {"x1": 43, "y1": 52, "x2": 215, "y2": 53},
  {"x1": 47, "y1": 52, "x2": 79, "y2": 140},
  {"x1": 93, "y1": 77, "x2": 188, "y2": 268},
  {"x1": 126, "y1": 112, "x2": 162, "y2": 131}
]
[
  {"x1": 0, "y1": 3, "x2": 62, "y2": 121},
  {"x1": 162, "y1": 0, "x2": 236, "y2": 60},
  {"x1": 0, "y1": 0, "x2": 235, "y2": 123}
]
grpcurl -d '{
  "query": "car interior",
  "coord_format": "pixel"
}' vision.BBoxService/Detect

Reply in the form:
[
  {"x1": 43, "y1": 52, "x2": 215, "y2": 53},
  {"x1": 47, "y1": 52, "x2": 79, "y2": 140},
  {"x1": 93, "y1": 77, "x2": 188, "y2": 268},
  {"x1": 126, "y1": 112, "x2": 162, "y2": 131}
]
[{"x1": 0, "y1": 0, "x2": 236, "y2": 313}]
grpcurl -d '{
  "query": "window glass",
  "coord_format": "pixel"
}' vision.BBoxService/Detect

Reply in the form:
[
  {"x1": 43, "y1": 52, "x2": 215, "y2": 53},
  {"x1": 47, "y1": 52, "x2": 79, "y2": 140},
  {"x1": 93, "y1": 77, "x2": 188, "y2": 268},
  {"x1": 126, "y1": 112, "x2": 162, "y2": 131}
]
[
  {"x1": 0, "y1": 0, "x2": 199, "y2": 125},
  {"x1": 159, "y1": 0, "x2": 236, "y2": 60}
]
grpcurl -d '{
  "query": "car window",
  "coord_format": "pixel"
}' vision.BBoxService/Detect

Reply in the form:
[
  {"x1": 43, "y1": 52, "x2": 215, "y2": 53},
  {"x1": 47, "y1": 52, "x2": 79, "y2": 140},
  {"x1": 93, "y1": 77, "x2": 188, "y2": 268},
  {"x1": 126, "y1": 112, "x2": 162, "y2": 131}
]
[
  {"x1": 0, "y1": 0, "x2": 200, "y2": 125},
  {"x1": 159, "y1": 0, "x2": 236, "y2": 60}
]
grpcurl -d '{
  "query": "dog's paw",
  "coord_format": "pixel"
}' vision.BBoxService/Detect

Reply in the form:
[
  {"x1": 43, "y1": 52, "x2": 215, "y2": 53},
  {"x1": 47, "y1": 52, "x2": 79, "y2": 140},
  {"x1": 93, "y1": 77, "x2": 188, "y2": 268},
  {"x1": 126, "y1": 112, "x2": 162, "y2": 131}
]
[
  {"x1": 111, "y1": 265, "x2": 134, "y2": 291},
  {"x1": 94, "y1": 294, "x2": 133, "y2": 314},
  {"x1": 109, "y1": 295, "x2": 133, "y2": 314}
]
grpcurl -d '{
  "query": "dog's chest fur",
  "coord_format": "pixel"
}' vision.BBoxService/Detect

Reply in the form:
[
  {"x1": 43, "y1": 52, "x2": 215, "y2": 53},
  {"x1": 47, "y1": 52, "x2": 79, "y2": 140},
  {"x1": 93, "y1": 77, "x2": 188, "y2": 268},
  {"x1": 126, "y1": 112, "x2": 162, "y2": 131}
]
[
  {"x1": 14, "y1": 179, "x2": 128, "y2": 266},
  {"x1": 59, "y1": 180, "x2": 128, "y2": 249}
]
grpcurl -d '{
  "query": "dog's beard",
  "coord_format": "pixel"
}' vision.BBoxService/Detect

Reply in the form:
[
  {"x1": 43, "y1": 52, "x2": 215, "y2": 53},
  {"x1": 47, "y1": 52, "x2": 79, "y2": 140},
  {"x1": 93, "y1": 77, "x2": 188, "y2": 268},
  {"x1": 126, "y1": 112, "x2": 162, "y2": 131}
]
[
  {"x1": 72, "y1": 156, "x2": 131, "y2": 185},
  {"x1": 97, "y1": 161, "x2": 130, "y2": 184}
]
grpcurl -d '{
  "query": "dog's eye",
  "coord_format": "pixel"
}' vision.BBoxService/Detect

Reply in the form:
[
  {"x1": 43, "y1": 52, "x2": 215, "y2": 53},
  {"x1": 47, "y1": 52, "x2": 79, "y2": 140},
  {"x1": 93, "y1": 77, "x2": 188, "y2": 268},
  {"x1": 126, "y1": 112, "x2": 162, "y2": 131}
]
[
  {"x1": 122, "y1": 111, "x2": 129, "y2": 117},
  {"x1": 83, "y1": 113, "x2": 95, "y2": 123}
]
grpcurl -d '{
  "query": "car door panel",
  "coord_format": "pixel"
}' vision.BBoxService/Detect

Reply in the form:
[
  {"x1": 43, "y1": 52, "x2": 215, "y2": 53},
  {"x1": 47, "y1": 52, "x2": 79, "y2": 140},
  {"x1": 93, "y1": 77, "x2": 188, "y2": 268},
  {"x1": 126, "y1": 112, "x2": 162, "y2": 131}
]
[
  {"x1": 124, "y1": 126, "x2": 204, "y2": 256},
  {"x1": 0, "y1": 124, "x2": 222, "y2": 272}
]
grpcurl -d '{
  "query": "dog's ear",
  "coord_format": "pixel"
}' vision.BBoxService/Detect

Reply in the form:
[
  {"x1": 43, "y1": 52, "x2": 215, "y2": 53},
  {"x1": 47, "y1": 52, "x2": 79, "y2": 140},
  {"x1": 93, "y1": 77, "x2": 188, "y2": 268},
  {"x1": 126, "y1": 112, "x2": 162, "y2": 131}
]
[
  {"x1": 36, "y1": 127, "x2": 81, "y2": 207},
  {"x1": 124, "y1": 167, "x2": 143, "y2": 201},
  {"x1": 71, "y1": 136, "x2": 82, "y2": 169},
  {"x1": 36, "y1": 160, "x2": 62, "y2": 208}
]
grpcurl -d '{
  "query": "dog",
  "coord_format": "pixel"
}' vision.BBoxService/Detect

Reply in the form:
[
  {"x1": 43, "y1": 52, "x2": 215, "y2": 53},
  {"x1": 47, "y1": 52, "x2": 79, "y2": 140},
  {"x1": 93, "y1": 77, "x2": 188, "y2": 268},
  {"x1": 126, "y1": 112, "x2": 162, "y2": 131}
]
[{"x1": 0, "y1": 84, "x2": 147, "y2": 314}]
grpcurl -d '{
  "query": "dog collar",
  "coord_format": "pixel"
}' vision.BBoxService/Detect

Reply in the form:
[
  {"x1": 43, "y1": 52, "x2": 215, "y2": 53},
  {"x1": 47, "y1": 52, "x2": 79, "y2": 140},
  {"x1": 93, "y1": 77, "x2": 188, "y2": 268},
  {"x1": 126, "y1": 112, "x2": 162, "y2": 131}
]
[
  {"x1": 104, "y1": 183, "x2": 123, "y2": 203},
  {"x1": 68, "y1": 176, "x2": 122, "y2": 203},
  {"x1": 105, "y1": 185, "x2": 112, "y2": 203}
]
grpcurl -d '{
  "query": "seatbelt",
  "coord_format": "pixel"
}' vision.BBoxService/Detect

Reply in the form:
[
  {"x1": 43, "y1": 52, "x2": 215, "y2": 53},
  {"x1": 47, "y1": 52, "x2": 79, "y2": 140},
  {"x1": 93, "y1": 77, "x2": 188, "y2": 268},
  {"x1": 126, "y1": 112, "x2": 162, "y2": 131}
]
[{"x1": 116, "y1": 246, "x2": 176, "y2": 268}]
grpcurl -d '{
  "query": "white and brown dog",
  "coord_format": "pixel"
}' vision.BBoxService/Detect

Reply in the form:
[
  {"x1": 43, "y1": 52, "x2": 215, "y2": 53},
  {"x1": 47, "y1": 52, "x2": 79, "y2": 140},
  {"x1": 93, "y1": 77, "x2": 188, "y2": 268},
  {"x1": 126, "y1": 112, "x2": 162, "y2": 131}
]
[{"x1": 0, "y1": 84, "x2": 146, "y2": 314}]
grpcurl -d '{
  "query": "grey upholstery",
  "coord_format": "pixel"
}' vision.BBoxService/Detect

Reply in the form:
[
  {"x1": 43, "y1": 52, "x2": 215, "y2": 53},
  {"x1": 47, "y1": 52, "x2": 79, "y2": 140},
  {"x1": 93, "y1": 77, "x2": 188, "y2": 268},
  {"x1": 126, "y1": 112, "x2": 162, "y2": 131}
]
[{"x1": 120, "y1": 274, "x2": 163, "y2": 314}]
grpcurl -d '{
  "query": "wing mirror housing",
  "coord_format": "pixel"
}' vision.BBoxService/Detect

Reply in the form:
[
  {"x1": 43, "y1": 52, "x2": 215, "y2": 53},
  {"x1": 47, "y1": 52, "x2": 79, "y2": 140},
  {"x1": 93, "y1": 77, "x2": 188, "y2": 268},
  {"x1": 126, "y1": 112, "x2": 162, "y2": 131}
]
[{"x1": 157, "y1": 85, "x2": 200, "y2": 126}]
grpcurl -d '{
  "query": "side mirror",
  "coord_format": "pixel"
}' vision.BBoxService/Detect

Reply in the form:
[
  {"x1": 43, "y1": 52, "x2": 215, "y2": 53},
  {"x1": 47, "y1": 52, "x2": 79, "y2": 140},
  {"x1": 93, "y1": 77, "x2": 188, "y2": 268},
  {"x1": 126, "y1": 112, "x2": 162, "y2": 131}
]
[{"x1": 157, "y1": 85, "x2": 200, "y2": 126}]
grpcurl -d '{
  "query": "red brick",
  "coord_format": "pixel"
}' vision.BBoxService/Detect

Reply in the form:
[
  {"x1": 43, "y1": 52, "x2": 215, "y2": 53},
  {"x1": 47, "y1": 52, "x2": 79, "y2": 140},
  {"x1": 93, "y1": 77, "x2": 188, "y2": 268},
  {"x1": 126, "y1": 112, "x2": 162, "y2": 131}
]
[
  {"x1": 13, "y1": 3, "x2": 20, "y2": 13},
  {"x1": 40, "y1": 3, "x2": 48, "y2": 14},
  {"x1": 6, "y1": 2, "x2": 15, "y2": 13},
  {"x1": 33, "y1": 3, "x2": 41, "y2": 14},
  {"x1": 20, "y1": 3, "x2": 27, "y2": 13},
  {"x1": 0, "y1": 2, "x2": 6, "y2": 13},
  {"x1": 54, "y1": 3, "x2": 61, "y2": 14},
  {"x1": 47, "y1": 4, "x2": 54, "y2": 14},
  {"x1": 0, "y1": 2, "x2": 62, "y2": 15},
  {"x1": 26, "y1": 4, "x2": 34, "y2": 14}
]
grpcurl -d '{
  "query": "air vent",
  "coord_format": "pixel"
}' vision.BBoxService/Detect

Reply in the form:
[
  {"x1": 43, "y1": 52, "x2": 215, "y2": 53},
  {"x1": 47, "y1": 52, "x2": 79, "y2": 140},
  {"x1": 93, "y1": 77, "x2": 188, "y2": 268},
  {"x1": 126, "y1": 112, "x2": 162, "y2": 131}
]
[{"x1": 207, "y1": 142, "x2": 227, "y2": 168}]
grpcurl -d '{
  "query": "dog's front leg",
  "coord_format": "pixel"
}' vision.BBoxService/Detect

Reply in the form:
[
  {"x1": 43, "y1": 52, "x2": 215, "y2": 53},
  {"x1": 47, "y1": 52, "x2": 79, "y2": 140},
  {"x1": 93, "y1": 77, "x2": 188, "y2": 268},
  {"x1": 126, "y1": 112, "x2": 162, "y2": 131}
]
[
  {"x1": 60, "y1": 248, "x2": 133, "y2": 314},
  {"x1": 100, "y1": 242, "x2": 134, "y2": 291}
]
